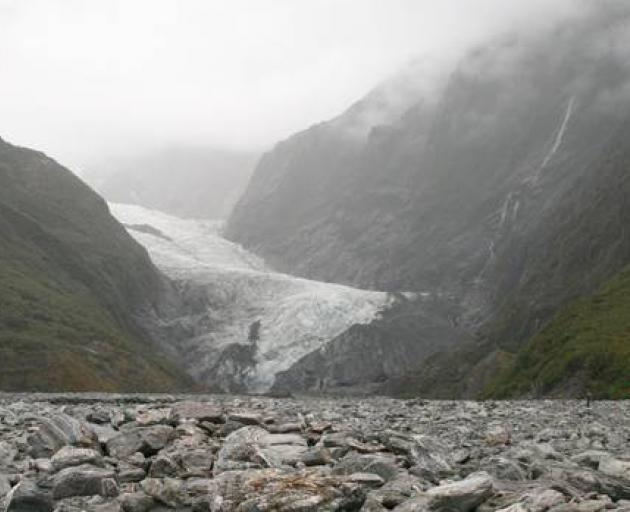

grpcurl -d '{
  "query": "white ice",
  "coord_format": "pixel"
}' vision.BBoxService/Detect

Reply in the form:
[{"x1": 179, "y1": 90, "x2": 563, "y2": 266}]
[{"x1": 110, "y1": 203, "x2": 394, "y2": 391}]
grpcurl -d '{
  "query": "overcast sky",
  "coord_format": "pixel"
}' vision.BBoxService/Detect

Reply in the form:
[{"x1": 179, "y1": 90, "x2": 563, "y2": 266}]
[{"x1": 0, "y1": 0, "x2": 580, "y2": 172}]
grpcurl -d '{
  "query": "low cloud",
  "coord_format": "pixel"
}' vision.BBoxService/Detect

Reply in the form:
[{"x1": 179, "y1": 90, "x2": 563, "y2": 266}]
[{"x1": 0, "y1": 0, "x2": 582, "y2": 173}]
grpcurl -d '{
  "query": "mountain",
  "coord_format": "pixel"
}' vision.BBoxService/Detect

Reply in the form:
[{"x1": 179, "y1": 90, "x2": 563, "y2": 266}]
[
  {"x1": 85, "y1": 146, "x2": 258, "y2": 220},
  {"x1": 0, "y1": 137, "x2": 193, "y2": 391},
  {"x1": 226, "y1": 5, "x2": 630, "y2": 397}
]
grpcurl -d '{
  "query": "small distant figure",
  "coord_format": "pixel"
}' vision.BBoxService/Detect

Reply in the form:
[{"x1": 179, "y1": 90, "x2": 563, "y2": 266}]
[
  {"x1": 248, "y1": 320, "x2": 261, "y2": 345},
  {"x1": 586, "y1": 390, "x2": 592, "y2": 408}
]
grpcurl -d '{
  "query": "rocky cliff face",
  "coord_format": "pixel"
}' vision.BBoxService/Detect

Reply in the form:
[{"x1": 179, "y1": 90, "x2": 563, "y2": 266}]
[
  {"x1": 226, "y1": 6, "x2": 630, "y2": 397},
  {"x1": 0, "y1": 138, "x2": 193, "y2": 391}
]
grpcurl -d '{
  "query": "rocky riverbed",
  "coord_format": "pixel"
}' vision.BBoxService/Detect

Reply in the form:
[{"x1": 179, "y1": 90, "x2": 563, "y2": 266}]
[{"x1": 1, "y1": 395, "x2": 630, "y2": 511}]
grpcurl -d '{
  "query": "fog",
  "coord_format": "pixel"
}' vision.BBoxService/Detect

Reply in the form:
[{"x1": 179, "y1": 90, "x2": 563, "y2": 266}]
[{"x1": 0, "y1": 0, "x2": 581, "y2": 173}]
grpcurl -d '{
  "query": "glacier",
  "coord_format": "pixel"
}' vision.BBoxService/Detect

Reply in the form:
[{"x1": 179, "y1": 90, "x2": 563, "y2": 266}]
[{"x1": 110, "y1": 203, "x2": 395, "y2": 392}]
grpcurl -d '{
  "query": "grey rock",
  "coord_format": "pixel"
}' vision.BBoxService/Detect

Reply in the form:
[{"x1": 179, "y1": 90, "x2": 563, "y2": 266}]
[
  {"x1": 51, "y1": 465, "x2": 117, "y2": 500},
  {"x1": 207, "y1": 468, "x2": 366, "y2": 511},
  {"x1": 214, "y1": 426, "x2": 307, "y2": 474},
  {"x1": 347, "y1": 472, "x2": 386, "y2": 488},
  {"x1": 120, "y1": 492, "x2": 155, "y2": 512},
  {"x1": 86, "y1": 410, "x2": 110, "y2": 425},
  {"x1": 598, "y1": 455, "x2": 630, "y2": 480},
  {"x1": 301, "y1": 447, "x2": 333, "y2": 467},
  {"x1": 100, "y1": 478, "x2": 119, "y2": 498},
  {"x1": 0, "y1": 474, "x2": 12, "y2": 497},
  {"x1": 366, "y1": 473, "x2": 427, "y2": 510},
  {"x1": 135, "y1": 408, "x2": 173, "y2": 427},
  {"x1": 0, "y1": 441, "x2": 18, "y2": 464},
  {"x1": 27, "y1": 415, "x2": 96, "y2": 459},
  {"x1": 527, "y1": 488, "x2": 566, "y2": 511},
  {"x1": 381, "y1": 432, "x2": 451, "y2": 483},
  {"x1": 227, "y1": 412, "x2": 261, "y2": 426},
  {"x1": 174, "y1": 448, "x2": 213, "y2": 477},
  {"x1": 106, "y1": 426, "x2": 173, "y2": 459},
  {"x1": 91, "y1": 425, "x2": 120, "y2": 446},
  {"x1": 571, "y1": 451, "x2": 610, "y2": 470},
  {"x1": 485, "y1": 423, "x2": 512, "y2": 447},
  {"x1": 268, "y1": 423, "x2": 303, "y2": 434},
  {"x1": 4, "y1": 397, "x2": 630, "y2": 512},
  {"x1": 148, "y1": 454, "x2": 179, "y2": 478},
  {"x1": 51, "y1": 447, "x2": 103, "y2": 472},
  {"x1": 172, "y1": 403, "x2": 224, "y2": 424},
  {"x1": 333, "y1": 453, "x2": 400, "y2": 482},
  {"x1": 424, "y1": 471, "x2": 494, "y2": 511},
  {"x1": 140, "y1": 477, "x2": 186, "y2": 508},
  {"x1": 5, "y1": 480, "x2": 54, "y2": 512},
  {"x1": 117, "y1": 466, "x2": 146, "y2": 483},
  {"x1": 549, "y1": 465, "x2": 630, "y2": 501},
  {"x1": 481, "y1": 456, "x2": 527, "y2": 481}
]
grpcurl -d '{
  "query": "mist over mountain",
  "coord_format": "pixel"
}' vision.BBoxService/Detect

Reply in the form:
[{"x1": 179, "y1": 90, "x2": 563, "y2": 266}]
[
  {"x1": 84, "y1": 147, "x2": 258, "y2": 220},
  {"x1": 227, "y1": 3, "x2": 630, "y2": 397}
]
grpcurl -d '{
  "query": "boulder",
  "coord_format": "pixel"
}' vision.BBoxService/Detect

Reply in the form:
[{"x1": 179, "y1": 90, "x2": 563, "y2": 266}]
[
  {"x1": 228, "y1": 412, "x2": 262, "y2": 425},
  {"x1": 527, "y1": 488, "x2": 566, "y2": 511},
  {"x1": 1, "y1": 474, "x2": 12, "y2": 498},
  {"x1": 51, "y1": 465, "x2": 117, "y2": 500},
  {"x1": 0, "y1": 441, "x2": 17, "y2": 464},
  {"x1": 106, "y1": 426, "x2": 173, "y2": 459},
  {"x1": 214, "y1": 426, "x2": 308, "y2": 474},
  {"x1": 5, "y1": 480, "x2": 54, "y2": 512},
  {"x1": 172, "y1": 402, "x2": 224, "y2": 424},
  {"x1": 135, "y1": 408, "x2": 173, "y2": 427},
  {"x1": 27, "y1": 414, "x2": 96, "y2": 458},
  {"x1": 120, "y1": 492, "x2": 155, "y2": 512},
  {"x1": 380, "y1": 432, "x2": 451, "y2": 483},
  {"x1": 301, "y1": 447, "x2": 333, "y2": 467},
  {"x1": 598, "y1": 455, "x2": 630, "y2": 480},
  {"x1": 148, "y1": 454, "x2": 179, "y2": 478},
  {"x1": 485, "y1": 424, "x2": 512, "y2": 447},
  {"x1": 365, "y1": 473, "x2": 427, "y2": 510},
  {"x1": 174, "y1": 447, "x2": 214, "y2": 477},
  {"x1": 425, "y1": 471, "x2": 494, "y2": 512},
  {"x1": 333, "y1": 453, "x2": 400, "y2": 482},
  {"x1": 207, "y1": 469, "x2": 366, "y2": 511},
  {"x1": 51, "y1": 447, "x2": 103, "y2": 472},
  {"x1": 140, "y1": 477, "x2": 186, "y2": 508},
  {"x1": 549, "y1": 466, "x2": 630, "y2": 501}
]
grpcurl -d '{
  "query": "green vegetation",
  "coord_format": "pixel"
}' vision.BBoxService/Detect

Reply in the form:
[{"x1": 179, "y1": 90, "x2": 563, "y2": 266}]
[
  {"x1": 0, "y1": 137, "x2": 192, "y2": 392},
  {"x1": 0, "y1": 258, "x2": 186, "y2": 391},
  {"x1": 487, "y1": 265, "x2": 630, "y2": 399}
]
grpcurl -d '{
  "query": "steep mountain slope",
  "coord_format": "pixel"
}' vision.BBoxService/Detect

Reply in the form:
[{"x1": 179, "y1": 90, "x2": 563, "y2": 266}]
[
  {"x1": 85, "y1": 146, "x2": 258, "y2": 219},
  {"x1": 110, "y1": 203, "x2": 408, "y2": 393},
  {"x1": 226, "y1": 6, "x2": 630, "y2": 396},
  {"x1": 0, "y1": 137, "x2": 192, "y2": 391},
  {"x1": 486, "y1": 263, "x2": 630, "y2": 399}
]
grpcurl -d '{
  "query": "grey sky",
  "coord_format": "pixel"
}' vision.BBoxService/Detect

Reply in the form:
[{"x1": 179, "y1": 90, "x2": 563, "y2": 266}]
[{"x1": 0, "y1": 0, "x2": 579, "y2": 172}]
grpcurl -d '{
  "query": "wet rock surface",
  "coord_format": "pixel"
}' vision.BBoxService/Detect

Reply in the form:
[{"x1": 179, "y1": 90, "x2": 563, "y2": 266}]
[{"x1": 0, "y1": 395, "x2": 629, "y2": 511}]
